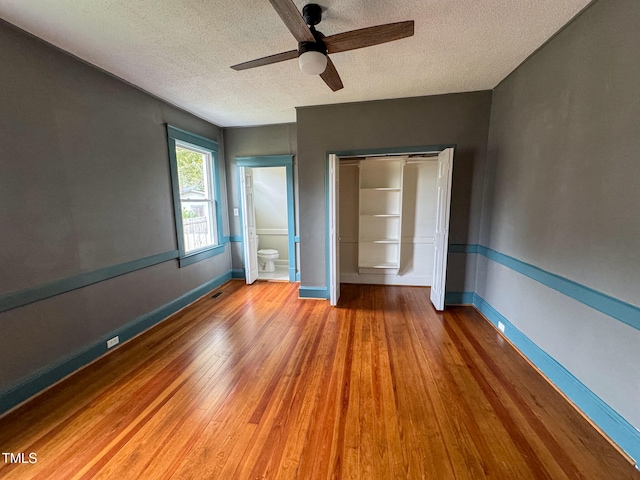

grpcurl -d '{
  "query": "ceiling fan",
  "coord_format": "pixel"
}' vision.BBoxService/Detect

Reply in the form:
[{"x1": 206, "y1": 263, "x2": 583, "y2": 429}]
[{"x1": 231, "y1": 0, "x2": 415, "y2": 91}]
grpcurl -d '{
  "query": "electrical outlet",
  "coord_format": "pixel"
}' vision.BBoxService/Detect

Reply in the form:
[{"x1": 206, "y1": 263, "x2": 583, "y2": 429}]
[
  {"x1": 107, "y1": 336, "x2": 120, "y2": 349},
  {"x1": 233, "y1": 208, "x2": 239, "y2": 217},
  {"x1": 497, "y1": 321, "x2": 505, "y2": 333}
]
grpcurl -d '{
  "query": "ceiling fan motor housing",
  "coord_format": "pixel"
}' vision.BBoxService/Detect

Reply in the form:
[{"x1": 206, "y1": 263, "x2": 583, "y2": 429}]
[{"x1": 298, "y1": 27, "x2": 326, "y2": 57}]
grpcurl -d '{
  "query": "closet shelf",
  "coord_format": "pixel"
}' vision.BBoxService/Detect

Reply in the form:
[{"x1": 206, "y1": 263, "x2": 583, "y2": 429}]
[
  {"x1": 358, "y1": 158, "x2": 405, "y2": 273},
  {"x1": 359, "y1": 262, "x2": 400, "y2": 269},
  {"x1": 360, "y1": 239, "x2": 399, "y2": 244}
]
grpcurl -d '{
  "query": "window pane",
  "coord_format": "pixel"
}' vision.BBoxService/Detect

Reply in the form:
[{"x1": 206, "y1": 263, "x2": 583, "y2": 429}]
[
  {"x1": 176, "y1": 144, "x2": 217, "y2": 253},
  {"x1": 176, "y1": 146, "x2": 206, "y2": 196},
  {"x1": 181, "y1": 200, "x2": 215, "y2": 253}
]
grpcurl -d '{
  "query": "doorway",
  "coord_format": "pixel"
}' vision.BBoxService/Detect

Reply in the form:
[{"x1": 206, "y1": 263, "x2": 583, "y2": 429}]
[
  {"x1": 328, "y1": 147, "x2": 454, "y2": 310},
  {"x1": 237, "y1": 155, "x2": 296, "y2": 284}
]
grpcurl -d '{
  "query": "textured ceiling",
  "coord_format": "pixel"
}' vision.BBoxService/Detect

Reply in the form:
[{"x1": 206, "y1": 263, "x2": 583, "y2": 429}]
[{"x1": 0, "y1": 0, "x2": 591, "y2": 126}]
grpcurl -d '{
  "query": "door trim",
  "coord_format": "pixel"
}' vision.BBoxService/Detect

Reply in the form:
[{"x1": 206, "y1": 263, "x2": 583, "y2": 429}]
[{"x1": 329, "y1": 154, "x2": 340, "y2": 306}]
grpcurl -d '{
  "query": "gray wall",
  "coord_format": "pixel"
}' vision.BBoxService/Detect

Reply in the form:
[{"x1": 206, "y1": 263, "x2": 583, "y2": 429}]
[
  {"x1": 0, "y1": 21, "x2": 231, "y2": 394},
  {"x1": 296, "y1": 92, "x2": 492, "y2": 290},
  {"x1": 480, "y1": 0, "x2": 640, "y2": 429},
  {"x1": 223, "y1": 124, "x2": 297, "y2": 270}
]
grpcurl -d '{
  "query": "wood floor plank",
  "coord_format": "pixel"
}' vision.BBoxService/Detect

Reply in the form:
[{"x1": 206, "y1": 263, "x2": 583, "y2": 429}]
[
  {"x1": 294, "y1": 306, "x2": 347, "y2": 480},
  {"x1": 451, "y1": 306, "x2": 636, "y2": 479},
  {"x1": 385, "y1": 289, "x2": 457, "y2": 479},
  {"x1": 404, "y1": 287, "x2": 537, "y2": 478},
  {"x1": 271, "y1": 306, "x2": 333, "y2": 480},
  {"x1": 0, "y1": 286, "x2": 231, "y2": 452},
  {"x1": 223, "y1": 302, "x2": 319, "y2": 479},
  {"x1": 167, "y1": 288, "x2": 308, "y2": 479},
  {"x1": 399, "y1": 290, "x2": 488, "y2": 480},
  {"x1": 0, "y1": 282, "x2": 637, "y2": 479}
]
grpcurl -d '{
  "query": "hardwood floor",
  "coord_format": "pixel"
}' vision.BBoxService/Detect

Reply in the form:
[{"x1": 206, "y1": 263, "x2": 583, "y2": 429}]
[{"x1": 0, "y1": 281, "x2": 636, "y2": 479}]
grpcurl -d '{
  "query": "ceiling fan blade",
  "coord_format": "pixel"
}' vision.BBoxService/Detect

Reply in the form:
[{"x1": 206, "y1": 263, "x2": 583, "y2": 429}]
[
  {"x1": 268, "y1": 0, "x2": 315, "y2": 43},
  {"x1": 324, "y1": 21, "x2": 414, "y2": 54},
  {"x1": 320, "y1": 57, "x2": 343, "y2": 92},
  {"x1": 231, "y1": 50, "x2": 298, "y2": 71}
]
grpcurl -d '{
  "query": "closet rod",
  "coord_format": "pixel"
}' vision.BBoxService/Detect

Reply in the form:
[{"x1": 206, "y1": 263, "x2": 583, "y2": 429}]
[
  {"x1": 339, "y1": 156, "x2": 436, "y2": 166},
  {"x1": 406, "y1": 158, "x2": 437, "y2": 164}
]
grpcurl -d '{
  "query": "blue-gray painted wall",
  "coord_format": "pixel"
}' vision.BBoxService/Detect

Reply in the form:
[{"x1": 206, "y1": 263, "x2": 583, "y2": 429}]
[
  {"x1": 479, "y1": 0, "x2": 640, "y2": 439},
  {"x1": 0, "y1": 20, "x2": 231, "y2": 400}
]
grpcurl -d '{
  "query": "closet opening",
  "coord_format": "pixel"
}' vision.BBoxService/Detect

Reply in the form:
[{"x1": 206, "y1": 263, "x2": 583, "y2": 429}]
[{"x1": 328, "y1": 147, "x2": 454, "y2": 310}]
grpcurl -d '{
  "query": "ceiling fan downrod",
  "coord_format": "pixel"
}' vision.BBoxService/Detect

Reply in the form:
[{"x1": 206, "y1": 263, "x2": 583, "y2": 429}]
[{"x1": 302, "y1": 3, "x2": 323, "y2": 27}]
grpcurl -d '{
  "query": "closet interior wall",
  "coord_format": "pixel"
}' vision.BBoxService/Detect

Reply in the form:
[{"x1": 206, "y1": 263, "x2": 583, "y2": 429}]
[{"x1": 339, "y1": 156, "x2": 438, "y2": 286}]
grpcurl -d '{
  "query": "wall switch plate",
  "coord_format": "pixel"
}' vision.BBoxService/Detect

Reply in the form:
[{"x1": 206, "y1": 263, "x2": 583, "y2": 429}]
[
  {"x1": 107, "y1": 336, "x2": 120, "y2": 349},
  {"x1": 233, "y1": 208, "x2": 239, "y2": 217},
  {"x1": 497, "y1": 321, "x2": 505, "y2": 333}
]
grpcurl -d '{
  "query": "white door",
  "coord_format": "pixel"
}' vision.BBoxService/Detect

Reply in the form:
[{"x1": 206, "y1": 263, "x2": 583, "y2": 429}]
[
  {"x1": 430, "y1": 148, "x2": 454, "y2": 310},
  {"x1": 329, "y1": 154, "x2": 340, "y2": 306},
  {"x1": 240, "y1": 167, "x2": 259, "y2": 284}
]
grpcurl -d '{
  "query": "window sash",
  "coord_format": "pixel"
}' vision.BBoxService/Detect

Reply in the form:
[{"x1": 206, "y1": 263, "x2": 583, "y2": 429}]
[
  {"x1": 181, "y1": 199, "x2": 216, "y2": 254},
  {"x1": 175, "y1": 141, "x2": 213, "y2": 199}
]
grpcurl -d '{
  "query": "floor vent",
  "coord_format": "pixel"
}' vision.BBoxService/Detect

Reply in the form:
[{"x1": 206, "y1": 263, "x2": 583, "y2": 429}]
[{"x1": 211, "y1": 291, "x2": 223, "y2": 298}]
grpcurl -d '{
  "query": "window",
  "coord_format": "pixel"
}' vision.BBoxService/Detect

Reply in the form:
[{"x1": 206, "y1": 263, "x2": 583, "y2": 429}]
[
  {"x1": 176, "y1": 142, "x2": 216, "y2": 252},
  {"x1": 167, "y1": 126, "x2": 224, "y2": 266}
]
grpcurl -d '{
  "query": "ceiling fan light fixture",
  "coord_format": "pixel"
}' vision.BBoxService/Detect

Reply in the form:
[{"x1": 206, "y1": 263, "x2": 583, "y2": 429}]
[{"x1": 298, "y1": 50, "x2": 327, "y2": 75}]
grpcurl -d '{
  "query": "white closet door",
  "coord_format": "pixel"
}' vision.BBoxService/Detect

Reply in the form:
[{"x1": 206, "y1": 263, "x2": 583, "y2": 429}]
[
  {"x1": 240, "y1": 167, "x2": 259, "y2": 284},
  {"x1": 329, "y1": 154, "x2": 340, "y2": 306},
  {"x1": 430, "y1": 148, "x2": 454, "y2": 310}
]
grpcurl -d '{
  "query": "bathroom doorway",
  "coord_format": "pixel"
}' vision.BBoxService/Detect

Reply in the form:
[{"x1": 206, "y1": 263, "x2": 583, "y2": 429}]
[{"x1": 237, "y1": 155, "x2": 296, "y2": 283}]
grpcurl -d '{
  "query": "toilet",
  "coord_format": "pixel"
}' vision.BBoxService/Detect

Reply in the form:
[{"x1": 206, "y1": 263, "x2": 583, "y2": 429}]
[
  {"x1": 256, "y1": 236, "x2": 279, "y2": 272},
  {"x1": 257, "y1": 249, "x2": 279, "y2": 272}
]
